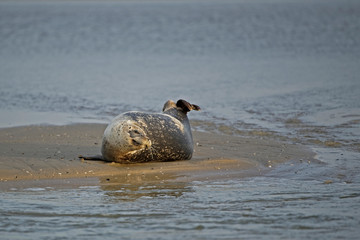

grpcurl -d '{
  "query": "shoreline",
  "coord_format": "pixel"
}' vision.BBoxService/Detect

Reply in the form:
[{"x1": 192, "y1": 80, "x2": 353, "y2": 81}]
[{"x1": 0, "y1": 123, "x2": 315, "y2": 189}]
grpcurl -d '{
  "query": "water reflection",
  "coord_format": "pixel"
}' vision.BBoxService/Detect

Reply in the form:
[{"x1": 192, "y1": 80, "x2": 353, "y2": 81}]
[{"x1": 99, "y1": 174, "x2": 193, "y2": 202}]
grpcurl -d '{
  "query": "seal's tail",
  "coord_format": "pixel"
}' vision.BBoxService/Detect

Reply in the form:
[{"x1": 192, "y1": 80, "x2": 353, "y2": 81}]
[{"x1": 78, "y1": 155, "x2": 103, "y2": 161}]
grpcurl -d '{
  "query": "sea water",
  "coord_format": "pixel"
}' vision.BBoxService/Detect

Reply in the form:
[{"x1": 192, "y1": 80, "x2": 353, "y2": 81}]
[
  {"x1": 0, "y1": 0, "x2": 359, "y2": 239},
  {"x1": 1, "y1": 178, "x2": 359, "y2": 240}
]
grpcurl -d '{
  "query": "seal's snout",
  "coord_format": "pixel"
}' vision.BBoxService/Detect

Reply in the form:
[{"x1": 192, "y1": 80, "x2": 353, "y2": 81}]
[{"x1": 144, "y1": 139, "x2": 152, "y2": 150}]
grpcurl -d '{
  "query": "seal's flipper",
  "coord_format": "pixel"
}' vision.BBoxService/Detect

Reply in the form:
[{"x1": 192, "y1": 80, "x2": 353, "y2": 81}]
[
  {"x1": 78, "y1": 155, "x2": 104, "y2": 161},
  {"x1": 176, "y1": 99, "x2": 201, "y2": 113}
]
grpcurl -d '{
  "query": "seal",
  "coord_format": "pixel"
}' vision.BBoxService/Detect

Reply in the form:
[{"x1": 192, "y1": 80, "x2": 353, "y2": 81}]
[{"x1": 80, "y1": 99, "x2": 200, "y2": 163}]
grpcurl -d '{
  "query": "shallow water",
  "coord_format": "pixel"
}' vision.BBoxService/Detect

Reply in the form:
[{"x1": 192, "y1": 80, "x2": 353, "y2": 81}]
[
  {"x1": 1, "y1": 178, "x2": 359, "y2": 240},
  {"x1": 0, "y1": 0, "x2": 360, "y2": 239}
]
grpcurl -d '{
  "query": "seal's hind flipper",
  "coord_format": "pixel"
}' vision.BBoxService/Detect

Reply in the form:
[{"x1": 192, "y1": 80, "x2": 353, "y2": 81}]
[
  {"x1": 78, "y1": 155, "x2": 103, "y2": 161},
  {"x1": 176, "y1": 99, "x2": 201, "y2": 113}
]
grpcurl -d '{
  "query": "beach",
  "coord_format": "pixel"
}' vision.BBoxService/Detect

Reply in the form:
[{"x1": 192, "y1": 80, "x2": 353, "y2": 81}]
[{"x1": 0, "y1": 123, "x2": 314, "y2": 189}]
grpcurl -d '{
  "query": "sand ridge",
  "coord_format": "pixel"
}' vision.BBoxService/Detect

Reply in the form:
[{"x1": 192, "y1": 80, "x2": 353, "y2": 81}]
[{"x1": 0, "y1": 124, "x2": 314, "y2": 186}]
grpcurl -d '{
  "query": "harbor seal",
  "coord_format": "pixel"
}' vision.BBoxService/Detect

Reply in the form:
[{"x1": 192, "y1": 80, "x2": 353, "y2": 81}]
[{"x1": 80, "y1": 99, "x2": 200, "y2": 163}]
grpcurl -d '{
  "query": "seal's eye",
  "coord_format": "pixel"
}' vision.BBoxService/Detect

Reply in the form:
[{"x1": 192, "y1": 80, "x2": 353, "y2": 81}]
[{"x1": 129, "y1": 129, "x2": 141, "y2": 138}]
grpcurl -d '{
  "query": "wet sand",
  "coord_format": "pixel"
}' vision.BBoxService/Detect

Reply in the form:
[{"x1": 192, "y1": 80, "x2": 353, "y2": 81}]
[{"x1": 0, "y1": 124, "x2": 314, "y2": 189}]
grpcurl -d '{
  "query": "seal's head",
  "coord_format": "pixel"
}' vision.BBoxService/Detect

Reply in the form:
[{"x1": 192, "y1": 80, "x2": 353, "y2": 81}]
[
  {"x1": 126, "y1": 123, "x2": 152, "y2": 150},
  {"x1": 102, "y1": 120, "x2": 152, "y2": 162}
]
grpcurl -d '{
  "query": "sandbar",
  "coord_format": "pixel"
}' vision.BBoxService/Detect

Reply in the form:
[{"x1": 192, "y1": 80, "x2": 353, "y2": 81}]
[{"x1": 0, "y1": 124, "x2": 314, "y2": 189}]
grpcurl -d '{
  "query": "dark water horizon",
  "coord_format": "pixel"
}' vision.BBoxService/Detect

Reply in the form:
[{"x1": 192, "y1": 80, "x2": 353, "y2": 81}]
[{"x1": 0, "y1": 0, "x2": 359, "y2": 239}]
